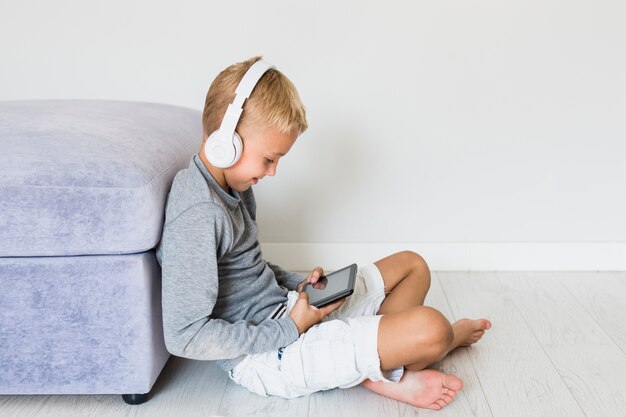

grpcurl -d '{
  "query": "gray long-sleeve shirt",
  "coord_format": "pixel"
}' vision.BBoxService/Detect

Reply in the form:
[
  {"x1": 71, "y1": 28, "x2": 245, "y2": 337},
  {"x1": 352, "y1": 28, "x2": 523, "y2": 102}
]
[{"x1": 155, "y1": 154, "x2": 302, "y2": 371}]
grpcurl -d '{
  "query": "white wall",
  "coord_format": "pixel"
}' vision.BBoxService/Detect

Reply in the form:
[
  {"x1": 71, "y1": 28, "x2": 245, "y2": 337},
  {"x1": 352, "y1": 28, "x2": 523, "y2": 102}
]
[{"x1": 2, "y1": 0, "x2": 625, "y2": 270}]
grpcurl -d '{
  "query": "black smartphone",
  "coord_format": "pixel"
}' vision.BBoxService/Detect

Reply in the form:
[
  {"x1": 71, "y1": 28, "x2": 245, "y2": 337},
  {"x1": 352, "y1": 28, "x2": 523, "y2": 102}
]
[{"x1": 303, "y1": 263, "x2": 357, "y2": 308}]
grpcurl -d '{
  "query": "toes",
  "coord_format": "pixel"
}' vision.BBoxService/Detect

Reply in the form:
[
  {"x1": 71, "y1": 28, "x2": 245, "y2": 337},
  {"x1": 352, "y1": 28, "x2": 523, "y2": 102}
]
[
  {"x1": 471, "y1": 330, "x2": 485, "y2": 343},
  {"x1": 444, "y1": 374, "x2": 464, "y2": 391},
  {"x1": 442, "y1": 387, "x2": 457, "y2": 398},
  {"x1": 442, "y1": 394, "x2": 454, "y2": 404},
  {"x1": 435, "y1": 399, "x2": 447, "y2": 409},
  {"x1": 429, "y1": 402, "x2": 442, "y2": 410},
  {"x1": 481, "y1": 319, "x2": 492, "y2": 329}
]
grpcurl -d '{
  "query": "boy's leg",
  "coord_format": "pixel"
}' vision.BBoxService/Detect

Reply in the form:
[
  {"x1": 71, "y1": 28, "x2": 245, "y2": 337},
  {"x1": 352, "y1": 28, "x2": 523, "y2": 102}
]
[
  {"x1": 378, "y1": 306, "x2": 454, "y2": 371},
  {"x1": 361, "y1": 306, "x2": 462, "y2": 410},
  {"x1": 359, "y1": 252, "x2": 493, "y2": 410},
  {"x1": 377, "y1": 308, "x2": 492, "y2": 371},
  {"x1": 373, "y1": 251, "x2": 492, "y2": 356},
  {"x1": 375, "y1": 251, "x2": 431, "y2": 315},
  {"x1": 363, "y1": 307, "x2": 491, "y2": 410}
]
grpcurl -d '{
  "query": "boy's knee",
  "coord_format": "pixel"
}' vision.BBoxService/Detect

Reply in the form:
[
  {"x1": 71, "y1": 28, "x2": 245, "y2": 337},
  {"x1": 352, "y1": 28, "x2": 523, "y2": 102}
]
[
  {"x1": 411, "y1": 306, "x2": 453, "y2": 360},
  {"x1": 400, "y1": 250, "x2": 431, "y2": 286}
]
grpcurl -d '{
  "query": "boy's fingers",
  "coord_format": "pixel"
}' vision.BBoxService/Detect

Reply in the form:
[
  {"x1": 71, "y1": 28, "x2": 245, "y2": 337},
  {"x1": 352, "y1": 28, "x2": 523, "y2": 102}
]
[
  {"x1": 297, "y1": 278, "x2": 309, "y2": 292},
  {"x1": 308, "y1": 266, "x2": 324, "y2": 284},
  {"x1": 298, "y1": 291, "x2": 310, "y2": 303}
]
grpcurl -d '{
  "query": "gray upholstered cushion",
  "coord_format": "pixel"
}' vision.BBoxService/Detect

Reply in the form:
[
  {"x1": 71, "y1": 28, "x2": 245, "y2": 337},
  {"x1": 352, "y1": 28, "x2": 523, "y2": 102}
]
[
  {"x1": 0, "y1": 100, "x2": 202, "y2": 257},
  {"x1": 0, "y1": 252, "x2": 169, "y2": 394}
]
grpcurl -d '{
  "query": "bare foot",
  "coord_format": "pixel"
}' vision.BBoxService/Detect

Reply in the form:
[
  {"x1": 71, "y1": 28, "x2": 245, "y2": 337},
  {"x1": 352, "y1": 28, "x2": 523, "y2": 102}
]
[
  {"x1": 362, "y1": 369, "x2": 464, "y2": 410},
  {"x1": 451, "y1": 318, "x2": 492, "y2": 349}
]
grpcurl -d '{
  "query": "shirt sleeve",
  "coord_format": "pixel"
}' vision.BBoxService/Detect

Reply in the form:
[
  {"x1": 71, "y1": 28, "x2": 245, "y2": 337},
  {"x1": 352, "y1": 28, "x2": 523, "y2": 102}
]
[
  {"x1": 267, "y1": 261, "x2": 305, "y2": 291},
  {"x1": 159, "y1": 203, "x2": 299, "y2": 360}
]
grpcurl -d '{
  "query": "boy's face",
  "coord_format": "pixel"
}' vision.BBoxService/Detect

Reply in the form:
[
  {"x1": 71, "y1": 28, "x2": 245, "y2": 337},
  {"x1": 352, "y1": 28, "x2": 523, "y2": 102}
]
[{"x1": 223, "y1": 123, "x2": 298, "y2": 192}]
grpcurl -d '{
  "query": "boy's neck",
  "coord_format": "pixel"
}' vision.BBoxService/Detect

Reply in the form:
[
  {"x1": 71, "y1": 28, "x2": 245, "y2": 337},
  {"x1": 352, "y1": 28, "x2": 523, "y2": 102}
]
[{"x1": 198, "y1": 150, "x2": 230, "y2": 193}]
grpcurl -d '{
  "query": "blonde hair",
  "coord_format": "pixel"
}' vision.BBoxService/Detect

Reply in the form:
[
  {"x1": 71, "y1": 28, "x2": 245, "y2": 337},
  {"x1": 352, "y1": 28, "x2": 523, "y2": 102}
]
[{"x1": 202, "y1": 56, "x2": 307, "y2": 139}]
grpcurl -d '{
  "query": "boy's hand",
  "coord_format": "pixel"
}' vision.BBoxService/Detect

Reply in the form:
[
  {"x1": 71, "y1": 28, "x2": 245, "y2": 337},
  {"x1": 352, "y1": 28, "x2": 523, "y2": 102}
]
[
  {"x1": 296, "y1": 266, "x2": 325, "y2": 292},
  {"x1": 288, "y1": 291, "x2": 345, "y2": 335}
]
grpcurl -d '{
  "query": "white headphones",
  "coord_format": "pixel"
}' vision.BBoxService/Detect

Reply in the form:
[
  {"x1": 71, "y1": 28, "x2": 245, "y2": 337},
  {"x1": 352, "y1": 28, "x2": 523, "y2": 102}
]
[{"x1": 204, "y1": 60, "x2": 276, "y2": 168}]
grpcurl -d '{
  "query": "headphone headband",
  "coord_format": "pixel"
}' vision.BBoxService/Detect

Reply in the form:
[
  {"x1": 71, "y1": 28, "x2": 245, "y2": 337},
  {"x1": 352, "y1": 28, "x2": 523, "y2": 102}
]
[
  {"x1": 219, "y1": 60, "x2": 275, "y2": 136},
  {"x1": 205, "y1": 59, "x2": 275, "y2": 169}
]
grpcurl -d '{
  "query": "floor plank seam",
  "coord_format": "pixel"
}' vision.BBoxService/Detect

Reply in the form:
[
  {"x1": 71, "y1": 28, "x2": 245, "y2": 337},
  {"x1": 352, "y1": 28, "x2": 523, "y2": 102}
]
[
  {"x1": 556, "y1": 274, "x2": 626, "y2": 358},
  {"x1": 214, "y1": 374, "x2": 231, "y2": 416},
  {"x1": 436, "y1": 272, "x2": 497, "y2": 417},
  {"x1": 499, "y1": 272, "x2": 589, "y2": 417},
  {"x1": 305, "y1": 392, "x2": 311, "y2": 417},
  {"x1": 612, "y1": 273, "x2": 626, "y2": 291}
]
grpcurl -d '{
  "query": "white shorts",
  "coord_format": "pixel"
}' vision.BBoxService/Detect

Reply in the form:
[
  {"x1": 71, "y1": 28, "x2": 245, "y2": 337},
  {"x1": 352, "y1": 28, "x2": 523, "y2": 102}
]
[{"x1": 228, "y1": 263, "x2": 404, "y2": 398}]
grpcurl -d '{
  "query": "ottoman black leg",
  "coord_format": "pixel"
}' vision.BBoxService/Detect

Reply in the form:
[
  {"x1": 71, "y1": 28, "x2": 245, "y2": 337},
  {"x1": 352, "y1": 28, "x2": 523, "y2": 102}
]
[{"x1": 122, "y1": 393, "x2": 150, "y2": 405}]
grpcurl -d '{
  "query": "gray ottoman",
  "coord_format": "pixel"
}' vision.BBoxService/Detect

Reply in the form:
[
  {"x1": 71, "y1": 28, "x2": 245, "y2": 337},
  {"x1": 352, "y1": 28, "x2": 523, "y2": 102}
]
[{"x1": 0, "y1": 100, "x2": 202, "y2": 404}]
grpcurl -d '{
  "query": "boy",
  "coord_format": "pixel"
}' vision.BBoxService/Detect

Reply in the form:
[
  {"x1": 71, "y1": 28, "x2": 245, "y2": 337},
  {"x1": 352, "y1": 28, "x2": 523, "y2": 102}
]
[{"x1": 155, "y1": 56, "x2": 491, "y2": 410}]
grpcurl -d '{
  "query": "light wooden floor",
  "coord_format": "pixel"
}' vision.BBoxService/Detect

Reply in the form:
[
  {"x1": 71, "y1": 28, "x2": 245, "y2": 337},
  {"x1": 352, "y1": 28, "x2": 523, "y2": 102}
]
[{"x1": 2, "y1": 272, "x2": 625, "y2": 417}]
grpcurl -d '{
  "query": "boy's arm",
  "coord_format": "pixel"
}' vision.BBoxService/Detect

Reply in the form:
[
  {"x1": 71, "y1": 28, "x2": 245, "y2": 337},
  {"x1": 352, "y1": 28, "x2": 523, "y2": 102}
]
[
  {"x1": 160, "y1": 203, "x2": 299, "y2": 360},
  {"x1": 267, "y1": 262, "x2": 305, "y2": 291}
]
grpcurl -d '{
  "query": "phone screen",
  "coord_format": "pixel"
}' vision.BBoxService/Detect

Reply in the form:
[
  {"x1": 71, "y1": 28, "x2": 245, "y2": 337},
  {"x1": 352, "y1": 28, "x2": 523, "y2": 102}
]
[{"x1": 304, "y1": 265, "x2": 354, "y2": 306}]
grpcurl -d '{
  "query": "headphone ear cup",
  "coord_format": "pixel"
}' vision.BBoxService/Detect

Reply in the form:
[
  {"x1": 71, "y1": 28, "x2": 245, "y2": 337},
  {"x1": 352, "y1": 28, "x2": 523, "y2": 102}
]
[
  {"x1": 231, "y1": 131, "x2": 243, "y2": 165},
  {"x1": 204, "y1": 129, "x2": 240, "y2": 168}
]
